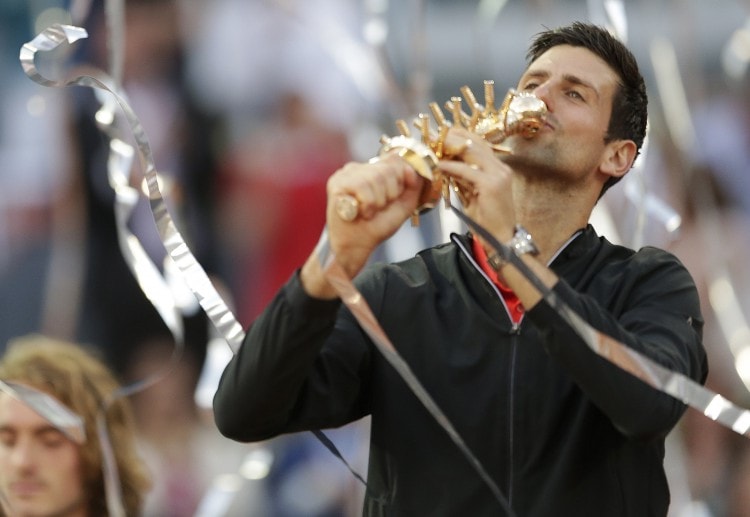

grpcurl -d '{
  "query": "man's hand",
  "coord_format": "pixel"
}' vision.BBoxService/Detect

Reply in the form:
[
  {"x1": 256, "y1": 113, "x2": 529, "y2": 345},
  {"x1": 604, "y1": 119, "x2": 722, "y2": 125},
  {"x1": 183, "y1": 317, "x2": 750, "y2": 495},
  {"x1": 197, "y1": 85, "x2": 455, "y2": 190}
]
[
  {"x1": 438, "y1": 128, "x2": 517, "y2": 246},
  {"x1": 301, "y1": 152, "x2": 424, "y2": 299}
]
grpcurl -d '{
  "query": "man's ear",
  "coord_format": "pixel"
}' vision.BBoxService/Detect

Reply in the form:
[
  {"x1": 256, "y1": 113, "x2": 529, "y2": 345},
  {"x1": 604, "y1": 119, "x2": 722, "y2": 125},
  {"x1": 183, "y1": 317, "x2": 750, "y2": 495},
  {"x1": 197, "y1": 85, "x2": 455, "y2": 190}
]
[{"x1": 600, "y1": 139, "x2": 638, "y2": 180}]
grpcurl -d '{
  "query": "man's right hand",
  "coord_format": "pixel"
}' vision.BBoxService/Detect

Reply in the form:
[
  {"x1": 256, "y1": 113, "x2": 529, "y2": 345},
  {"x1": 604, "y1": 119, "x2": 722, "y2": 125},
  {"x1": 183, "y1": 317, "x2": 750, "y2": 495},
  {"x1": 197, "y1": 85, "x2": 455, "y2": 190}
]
[{"x1": 300, "y1": 152, "x2": 424, "y2": 299}]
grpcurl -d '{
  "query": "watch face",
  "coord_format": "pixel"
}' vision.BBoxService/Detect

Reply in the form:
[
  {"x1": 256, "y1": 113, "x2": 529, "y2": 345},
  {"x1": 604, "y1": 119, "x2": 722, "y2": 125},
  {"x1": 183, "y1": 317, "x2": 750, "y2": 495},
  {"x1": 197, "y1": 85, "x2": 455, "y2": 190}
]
[{"x1": 511, "y1": 227, "x2": 539, "y2": 256}]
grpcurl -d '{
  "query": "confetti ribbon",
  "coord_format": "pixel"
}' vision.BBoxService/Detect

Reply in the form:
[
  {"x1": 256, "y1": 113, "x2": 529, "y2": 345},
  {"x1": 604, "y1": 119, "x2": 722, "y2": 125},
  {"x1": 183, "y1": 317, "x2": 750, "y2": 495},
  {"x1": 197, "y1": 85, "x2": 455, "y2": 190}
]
[
  {"x1": 19, "y1": 23, "x2": 244, "y2": 516},
  {"x1": 21, "y1": 13, "x2": 750, "y2": 517},
  {"x1": 20, "y1": 23, "x2": 245, "y2": 352},
  {"x1": 311, "y1": 200, "x2": 750, "y2": 513},
  {"x1": 314, "y1": 230, "x2": 516, "y2": 516},
  {"x1": 451, "y1": 207, "x2": 750, "y2": 437},
  {"x1": 0, "y1": 380, "x2": 85, "y2": 444}
]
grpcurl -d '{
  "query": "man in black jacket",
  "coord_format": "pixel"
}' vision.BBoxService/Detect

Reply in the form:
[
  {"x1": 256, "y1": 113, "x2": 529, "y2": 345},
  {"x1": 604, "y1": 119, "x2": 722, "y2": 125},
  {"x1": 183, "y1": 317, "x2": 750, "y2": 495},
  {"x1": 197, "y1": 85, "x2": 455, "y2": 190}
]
[{"x1": 213, "y1": 22, "x2": 708, "y2": 516}]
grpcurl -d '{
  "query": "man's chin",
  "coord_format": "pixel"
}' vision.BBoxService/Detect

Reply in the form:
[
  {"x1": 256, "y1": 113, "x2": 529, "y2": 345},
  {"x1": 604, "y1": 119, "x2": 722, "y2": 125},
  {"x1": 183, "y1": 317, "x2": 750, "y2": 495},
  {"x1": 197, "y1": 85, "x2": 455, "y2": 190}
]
[
  {"x1": 498, "y1": 149, "x2": 532, "y2": 168},
  {"x1": 5, "y1": 499, "x2": 86, "y2": 517},
  {"x1": 3, "y1": 492, "x2": 69, "y2": 517}
]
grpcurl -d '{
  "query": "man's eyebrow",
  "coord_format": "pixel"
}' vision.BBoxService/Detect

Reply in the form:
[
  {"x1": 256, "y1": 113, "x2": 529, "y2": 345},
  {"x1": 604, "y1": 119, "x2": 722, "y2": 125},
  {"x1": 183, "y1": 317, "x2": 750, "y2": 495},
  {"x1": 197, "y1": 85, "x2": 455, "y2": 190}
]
[
  {"x1": 520, "y1": 70, "x2": 549, "y2": 82},
  {"x1": 520, "y1": 70, "x2": 601, "y2": 99},
  {"x1": 562, "y1": 73, "x2": 600, "y2": 98}
]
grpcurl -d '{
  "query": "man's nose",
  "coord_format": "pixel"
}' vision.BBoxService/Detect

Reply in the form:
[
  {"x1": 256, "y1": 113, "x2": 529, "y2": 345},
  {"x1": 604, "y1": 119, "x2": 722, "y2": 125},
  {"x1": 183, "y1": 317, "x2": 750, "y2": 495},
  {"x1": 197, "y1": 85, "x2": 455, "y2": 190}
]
[{"x1": 531, "y1": 82, "x2": 554, "y2": 111}]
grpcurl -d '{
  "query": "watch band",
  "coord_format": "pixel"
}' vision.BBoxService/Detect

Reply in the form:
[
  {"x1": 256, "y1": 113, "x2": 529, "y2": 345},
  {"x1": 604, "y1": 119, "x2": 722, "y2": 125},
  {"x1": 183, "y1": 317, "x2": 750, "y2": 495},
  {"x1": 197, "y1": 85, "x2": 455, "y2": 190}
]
[{"x1": 487, "y1": 225, "x2": 539, "y2": 271}]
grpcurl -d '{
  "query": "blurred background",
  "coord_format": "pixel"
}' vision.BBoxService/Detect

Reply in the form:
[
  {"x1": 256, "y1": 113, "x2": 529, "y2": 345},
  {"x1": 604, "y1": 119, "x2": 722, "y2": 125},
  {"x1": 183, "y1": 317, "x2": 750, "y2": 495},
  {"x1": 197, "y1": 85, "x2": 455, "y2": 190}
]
[{"x1": 2, "y1": 0, "x2": 750, "y2": 515}]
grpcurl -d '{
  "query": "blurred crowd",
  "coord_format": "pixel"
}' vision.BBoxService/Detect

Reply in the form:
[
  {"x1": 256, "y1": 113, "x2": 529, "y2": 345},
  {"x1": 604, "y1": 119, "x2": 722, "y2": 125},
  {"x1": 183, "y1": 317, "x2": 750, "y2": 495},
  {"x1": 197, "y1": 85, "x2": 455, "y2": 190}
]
[{"x1": 1, "y1": 0, "x2": 750, "y2": 516}]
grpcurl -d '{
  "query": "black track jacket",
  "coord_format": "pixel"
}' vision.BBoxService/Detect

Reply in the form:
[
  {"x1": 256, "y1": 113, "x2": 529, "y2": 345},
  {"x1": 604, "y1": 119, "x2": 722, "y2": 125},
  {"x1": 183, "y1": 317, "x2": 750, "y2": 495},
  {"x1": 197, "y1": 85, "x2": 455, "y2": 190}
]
[{"x1": 214, "y1": 227, "x2": 708, "y2": 517}]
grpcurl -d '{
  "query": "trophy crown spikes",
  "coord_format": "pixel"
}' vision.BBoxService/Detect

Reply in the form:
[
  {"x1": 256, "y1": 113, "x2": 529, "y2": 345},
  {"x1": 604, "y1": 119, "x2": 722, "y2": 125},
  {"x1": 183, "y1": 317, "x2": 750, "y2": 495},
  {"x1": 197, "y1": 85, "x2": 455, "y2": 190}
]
[
  {"x1": 384, "y1": 81, "x2": 547, "y2": 223},
  {"x1": 336, "y1": 81, "x2": 548, "y2": 225},
  {"x1": 391, "y1": 80, "x2": 547, "y2": 155}
]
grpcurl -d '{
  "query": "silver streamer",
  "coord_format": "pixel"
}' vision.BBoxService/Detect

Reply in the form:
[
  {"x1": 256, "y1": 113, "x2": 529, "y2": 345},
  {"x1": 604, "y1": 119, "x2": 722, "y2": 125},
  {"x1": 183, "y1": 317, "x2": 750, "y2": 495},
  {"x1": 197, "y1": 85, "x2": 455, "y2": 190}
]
[
  {"x1": 309, "y1": 197, "x2": 750, "y2": 512},
  {"x1": 451, "y1": 207, "x2": 750, "y2": 438},
  {"x1": 590, "y1": 0, "x2": 681, "y2": 247},
  {"x1": 0, "y1": 380, "x2": 86, "y2": 444},
  {"x1": 650, "y1": 35, "x2": 750, "y2": 394},
  {"x1": 20, "y1": 8, "x2": 749, "y2": 517},
  {"x1": 20, "y1": 23, "x2": 245, "y2": 354},
  {"x1": 19, "y1": 21, "x2": 242, "y2": 517},
  {"x1": 0, "y1": 380, "x2": 88, "y2": 515},
  {"x1": 314, "y1": 230, "x2": 516, "y2": 516}
]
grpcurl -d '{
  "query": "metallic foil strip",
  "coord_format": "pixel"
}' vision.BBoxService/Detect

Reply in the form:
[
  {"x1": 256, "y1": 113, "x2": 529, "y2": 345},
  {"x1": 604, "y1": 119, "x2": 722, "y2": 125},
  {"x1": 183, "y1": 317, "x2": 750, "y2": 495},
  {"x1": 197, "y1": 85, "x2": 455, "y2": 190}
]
[
  {"x1": 98, "y1": 411, "x2": 125, "y2": 517},
  {"x1": 649, "y1": 34, "x2": 750, "y2": 394},
  {"x1": 22, "y1": 24, "x2": 186, "y2": 386},
  {"x1": 104, "y1": 0, "x2": 125, "y2": 87},
  {"x1": 603, "y1": 0, "x2": 628, "y2": 44},
  {"x1": 21, "y1": 24, "x2": 159, "y2": 517},
  {"x1": 314, "y1": 231, "x2": 516, "y2": 516},
  {"x1": 0, "y1": 380, "x2": 86, "y2": 444},
  {"x1": 20, "y1": 23, "x2": 245, "y2": 354},
  {"x1": 69, "y1": 0, "x2": 94, "y2": 25},
  {"x1": 591, "y1": 2, "x2": 682, "y2": 248},
  {"x1": 20, "y1": 22, "x2": 241, "y2": 517},
  {"x1": 107, "y1": 136, "x2": 185, "y2": 351},
  {"x1": 451, "y1": 208, "x2": 750, "y2": 438},
  {"x1": 20, "y1": 24, "x2": 88, "y2": 84},
  {"x1": 562, "y1": 304, "x2": 750, "y2": 435}
]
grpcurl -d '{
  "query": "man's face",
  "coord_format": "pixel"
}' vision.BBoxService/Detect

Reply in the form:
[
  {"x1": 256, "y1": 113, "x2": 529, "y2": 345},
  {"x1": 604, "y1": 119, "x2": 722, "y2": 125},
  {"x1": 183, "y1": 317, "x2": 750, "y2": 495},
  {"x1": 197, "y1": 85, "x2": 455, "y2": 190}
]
[
  {"x1": 0, "y1": 393, "x2": 87, "y2": 517},
  {"x1": 505, "y1": 44, "x2": 621, "y2": 184}
]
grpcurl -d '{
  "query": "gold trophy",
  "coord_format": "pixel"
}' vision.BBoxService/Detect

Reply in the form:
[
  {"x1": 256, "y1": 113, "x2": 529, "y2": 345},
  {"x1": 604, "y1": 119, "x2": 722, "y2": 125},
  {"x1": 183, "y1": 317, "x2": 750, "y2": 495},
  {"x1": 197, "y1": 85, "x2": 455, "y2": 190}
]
[{"x1": 336, "y1": 80, "x2": 547, "y2": 225}]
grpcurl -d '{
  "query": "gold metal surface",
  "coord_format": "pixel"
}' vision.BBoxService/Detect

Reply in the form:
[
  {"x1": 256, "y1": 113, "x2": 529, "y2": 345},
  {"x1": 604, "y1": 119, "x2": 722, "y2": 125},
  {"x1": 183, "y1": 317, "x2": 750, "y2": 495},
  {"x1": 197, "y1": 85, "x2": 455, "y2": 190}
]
[{"x1": 335, "y1": 81, "x2": 547, "y2": 223}]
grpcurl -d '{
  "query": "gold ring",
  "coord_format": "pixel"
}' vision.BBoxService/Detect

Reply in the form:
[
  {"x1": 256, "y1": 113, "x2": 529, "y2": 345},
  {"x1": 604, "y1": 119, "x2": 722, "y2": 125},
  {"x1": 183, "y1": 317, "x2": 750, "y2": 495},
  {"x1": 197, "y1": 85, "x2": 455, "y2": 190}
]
[{"x1": 335, "y1": 194, "x2": 360, "y2": 222}]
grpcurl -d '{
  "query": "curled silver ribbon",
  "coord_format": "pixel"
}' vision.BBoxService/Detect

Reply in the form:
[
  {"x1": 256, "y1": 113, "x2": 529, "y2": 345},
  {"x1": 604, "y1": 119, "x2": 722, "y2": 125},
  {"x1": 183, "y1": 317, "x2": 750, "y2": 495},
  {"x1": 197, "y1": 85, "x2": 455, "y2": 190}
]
[
  {"x1": 19, "y1": 22, "x2": 244, "y2": 517},
  {"x1": 21, "y1": 24, "x2": 131, "y2": 517},
  {"x1": 20, "y1": 23, "x2": 245, "y2": 353}
]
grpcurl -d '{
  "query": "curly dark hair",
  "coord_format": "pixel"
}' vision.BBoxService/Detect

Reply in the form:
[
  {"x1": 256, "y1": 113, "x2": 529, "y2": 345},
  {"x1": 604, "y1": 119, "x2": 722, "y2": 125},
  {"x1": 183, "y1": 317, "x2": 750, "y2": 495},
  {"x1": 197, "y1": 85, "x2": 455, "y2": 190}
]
[{"x1": 526, "y1": 22, "x2": 648, "y2": 195}]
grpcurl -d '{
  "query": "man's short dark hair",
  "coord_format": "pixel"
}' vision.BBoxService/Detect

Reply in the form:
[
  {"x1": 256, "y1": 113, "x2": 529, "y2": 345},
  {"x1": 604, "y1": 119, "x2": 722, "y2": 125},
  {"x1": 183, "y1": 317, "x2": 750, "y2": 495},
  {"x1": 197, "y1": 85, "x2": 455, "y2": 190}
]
[{"x1": 526, "y1": 22, "x2": 648, "y2": 195}]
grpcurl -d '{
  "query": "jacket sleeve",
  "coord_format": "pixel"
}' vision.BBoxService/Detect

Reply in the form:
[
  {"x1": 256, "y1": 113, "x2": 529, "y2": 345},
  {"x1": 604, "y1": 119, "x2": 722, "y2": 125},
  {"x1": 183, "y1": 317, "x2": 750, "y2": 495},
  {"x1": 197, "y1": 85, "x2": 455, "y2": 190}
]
[
  {"x1": 526, "y1": 247, "x2": 708, "y2": 439},
  {"x1": 212, "y1": 271, "x2": 371, "y2": 442}
]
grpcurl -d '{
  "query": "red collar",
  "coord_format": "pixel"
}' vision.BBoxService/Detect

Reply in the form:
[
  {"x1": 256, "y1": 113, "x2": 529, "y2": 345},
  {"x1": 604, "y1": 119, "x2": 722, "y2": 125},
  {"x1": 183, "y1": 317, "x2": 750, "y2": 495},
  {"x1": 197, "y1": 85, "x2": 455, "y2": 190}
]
[{"x1": 471, "y1": 237, "x2": 525, "y2": 323}]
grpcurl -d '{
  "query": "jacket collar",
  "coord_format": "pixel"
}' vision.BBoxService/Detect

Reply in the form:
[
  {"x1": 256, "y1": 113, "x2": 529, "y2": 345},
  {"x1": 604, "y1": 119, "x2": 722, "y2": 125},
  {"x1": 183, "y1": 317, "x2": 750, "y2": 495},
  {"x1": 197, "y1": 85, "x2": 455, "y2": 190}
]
[{"x1": 451, "y1": 224, "x2": 597, "y2": 269}]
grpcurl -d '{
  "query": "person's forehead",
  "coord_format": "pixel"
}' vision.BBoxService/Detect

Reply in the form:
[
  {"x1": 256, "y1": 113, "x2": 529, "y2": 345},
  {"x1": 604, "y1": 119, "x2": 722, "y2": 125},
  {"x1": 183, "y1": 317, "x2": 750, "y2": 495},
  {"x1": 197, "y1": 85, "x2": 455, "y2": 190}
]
[
  {"x1": 0, "y1": 381, "x2": 86, "y2": 444},
  {"x1": 524, "y1": 45, "x2": 619, "y2": 87},
  {"x1": 0, "y1": 393, "x2": 53, "y2": 430}
]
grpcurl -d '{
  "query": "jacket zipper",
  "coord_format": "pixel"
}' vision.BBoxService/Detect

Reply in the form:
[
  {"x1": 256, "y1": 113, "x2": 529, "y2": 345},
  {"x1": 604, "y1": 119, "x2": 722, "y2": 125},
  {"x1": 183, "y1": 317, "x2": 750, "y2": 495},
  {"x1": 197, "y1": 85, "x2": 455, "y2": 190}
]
[
  {"x1": 507, "y1": 325, "x2": 521, "y2": 509},
  {"x1": 452, "y1": 232, "x2": 582, "y2": 513},
  {"x1": 453, "y1": 235, "x2": 526, "y2": 511}
]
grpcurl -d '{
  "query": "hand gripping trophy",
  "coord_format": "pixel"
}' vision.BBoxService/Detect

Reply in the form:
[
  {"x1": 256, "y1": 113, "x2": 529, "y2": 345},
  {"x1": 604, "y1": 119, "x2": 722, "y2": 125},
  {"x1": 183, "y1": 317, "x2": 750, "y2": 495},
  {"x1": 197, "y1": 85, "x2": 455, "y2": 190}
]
[{"x1": 335, "y1": 80, "x2": 548, "y2": 225}]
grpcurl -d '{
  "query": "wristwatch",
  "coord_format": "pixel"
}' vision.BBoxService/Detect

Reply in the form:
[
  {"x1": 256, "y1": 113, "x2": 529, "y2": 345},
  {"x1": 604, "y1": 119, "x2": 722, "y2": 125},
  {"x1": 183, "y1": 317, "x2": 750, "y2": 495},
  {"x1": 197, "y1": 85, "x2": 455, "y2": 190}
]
[{"x1": 487, "y1": 225, "x2": 539, "y2": 271}]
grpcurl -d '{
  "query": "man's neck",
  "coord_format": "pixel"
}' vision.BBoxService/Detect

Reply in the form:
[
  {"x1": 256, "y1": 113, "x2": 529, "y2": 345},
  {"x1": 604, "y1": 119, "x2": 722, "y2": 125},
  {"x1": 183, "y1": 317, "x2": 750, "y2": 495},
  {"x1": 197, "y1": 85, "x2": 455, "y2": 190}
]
[{"x1": 512, "y1": 178, "x2": 595, "y2": 264}]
